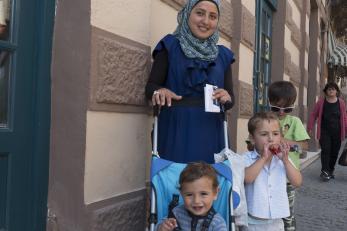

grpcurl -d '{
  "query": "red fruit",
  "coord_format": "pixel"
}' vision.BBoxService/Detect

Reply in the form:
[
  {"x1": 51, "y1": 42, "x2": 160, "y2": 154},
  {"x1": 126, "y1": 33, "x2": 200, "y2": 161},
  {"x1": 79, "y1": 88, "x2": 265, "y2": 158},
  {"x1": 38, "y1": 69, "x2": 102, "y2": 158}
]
[{"x1": 269, "y1": 145, "x2": 281, "y2": 155}]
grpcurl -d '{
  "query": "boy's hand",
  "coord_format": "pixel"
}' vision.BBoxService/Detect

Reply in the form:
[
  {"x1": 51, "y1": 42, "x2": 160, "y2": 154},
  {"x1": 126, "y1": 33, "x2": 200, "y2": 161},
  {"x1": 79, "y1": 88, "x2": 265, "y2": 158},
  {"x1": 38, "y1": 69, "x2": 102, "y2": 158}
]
[
  {"x1": 158, "y1": 218, "x2": 178, "y2": 231},
  {"x1": 262, "y1": 143, "x2": 273, "y2": 161},
  {"x1": 269, "y1": 144, "x2": 281, "y2": 155},
  {"x1": 276, "y1": 142, "x2": 290, "y2": 162}
]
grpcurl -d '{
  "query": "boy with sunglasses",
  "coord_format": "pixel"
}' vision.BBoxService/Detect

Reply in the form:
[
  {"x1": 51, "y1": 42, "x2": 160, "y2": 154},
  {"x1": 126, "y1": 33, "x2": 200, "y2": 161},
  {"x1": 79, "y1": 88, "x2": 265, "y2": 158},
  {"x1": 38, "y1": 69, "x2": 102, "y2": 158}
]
[{"x1": 268, "y1": 81, "x2": 310, "y2": 231}]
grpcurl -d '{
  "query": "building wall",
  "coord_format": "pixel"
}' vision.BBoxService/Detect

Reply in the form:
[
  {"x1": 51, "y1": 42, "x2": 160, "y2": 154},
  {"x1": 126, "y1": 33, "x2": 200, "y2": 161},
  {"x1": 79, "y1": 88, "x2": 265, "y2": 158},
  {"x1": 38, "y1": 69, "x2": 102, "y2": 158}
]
[
  {"x1": 48, "y1": 0, "x2": 152, "y2": 230},
  {"x1": 47, "y1": 0, "x2": 91, "y2": 229},
  {"x1": 236, "y1": 1, "x2": 255, "y2": 153},
  {"x1": 86, "y1": 0, "x2": 153, "y2": 229},
  {"x1": 47, "y1": 0, "x2": 329, "y2": 230}
]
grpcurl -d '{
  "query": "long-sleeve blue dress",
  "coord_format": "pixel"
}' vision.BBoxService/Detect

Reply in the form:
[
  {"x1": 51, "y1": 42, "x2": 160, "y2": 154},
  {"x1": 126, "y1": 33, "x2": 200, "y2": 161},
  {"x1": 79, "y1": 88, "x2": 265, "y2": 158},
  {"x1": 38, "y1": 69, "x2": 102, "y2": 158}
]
[{"x1": 149, "y1": 34, "x2": 235, "y2": 163}]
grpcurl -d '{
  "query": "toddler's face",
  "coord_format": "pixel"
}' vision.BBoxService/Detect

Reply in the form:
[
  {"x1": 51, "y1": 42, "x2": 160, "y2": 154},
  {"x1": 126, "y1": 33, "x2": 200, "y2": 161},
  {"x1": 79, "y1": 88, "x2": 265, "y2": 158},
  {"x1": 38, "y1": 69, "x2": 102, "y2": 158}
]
[
  {"x1": 250, "y1": 119, "x2": 282, "y2": 155},
  {"x1": 180, "y1": 176, "x2": 218, "y2": 216}
]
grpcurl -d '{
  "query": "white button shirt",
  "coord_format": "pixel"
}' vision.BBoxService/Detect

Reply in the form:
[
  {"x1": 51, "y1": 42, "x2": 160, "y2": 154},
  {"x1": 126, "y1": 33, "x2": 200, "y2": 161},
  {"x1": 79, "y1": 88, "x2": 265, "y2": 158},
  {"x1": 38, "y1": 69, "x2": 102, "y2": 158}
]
[{"x1": 244, "y1": 150, "x2": 290, "y2": 219}]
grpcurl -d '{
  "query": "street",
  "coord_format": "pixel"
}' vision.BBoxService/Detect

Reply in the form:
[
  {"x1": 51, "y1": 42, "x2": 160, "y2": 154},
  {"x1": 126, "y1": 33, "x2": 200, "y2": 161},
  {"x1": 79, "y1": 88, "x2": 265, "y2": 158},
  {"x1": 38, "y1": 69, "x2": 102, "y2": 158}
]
[{"x1": 295, "y1": 158, "x2": 347, "y2": 231}]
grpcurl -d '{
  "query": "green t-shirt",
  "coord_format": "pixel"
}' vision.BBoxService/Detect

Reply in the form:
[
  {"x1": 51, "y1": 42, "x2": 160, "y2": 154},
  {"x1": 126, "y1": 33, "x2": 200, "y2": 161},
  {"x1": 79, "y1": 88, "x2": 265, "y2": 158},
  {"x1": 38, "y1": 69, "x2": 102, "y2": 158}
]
[{"x1": 280, "y1": 115, "x2": 310, "y2": 169}]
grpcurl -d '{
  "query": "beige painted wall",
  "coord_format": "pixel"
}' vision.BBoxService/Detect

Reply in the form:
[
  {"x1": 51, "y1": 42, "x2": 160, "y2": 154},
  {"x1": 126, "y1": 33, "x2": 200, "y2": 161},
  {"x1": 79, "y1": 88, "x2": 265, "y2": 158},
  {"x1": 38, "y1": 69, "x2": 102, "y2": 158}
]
[
  {"x1": 288, "y1": 1, "x2": 301, "y2": 30},
  {"x1": 285, "y1": 25, "x2": 300, "y2": 66},
  {"x1": 87, "y1": 0, "x2": 154, "y2": 204},
  {"x1": 236, "y1": 118, "x2": 249, "y2": 153},
  {"x1": 91, "y1": 0, "x2": 151, "y2": 45},
  {"x1": 84, "y1": 111, "x2": 151, "y2": 204},
  {"x1": 150, "y1": 0, "x2": 177, "y2": 49},
  {"x1": 242, "y1": 0, "x2": 255, "y2": 16},
  {"x1": 303, "y1": 87, "x2": 307, "y2": 107},
  {"x1": 218, "y1": 36, "x2": 231, "y2": 47},
  {"x1": 239, "y1": 43, "x2": 254, "y2": 85},
  {"x1": 321, "y1": 0, "x2": 326, "y2": 7},
  {"x1": 294, "y1": 86, "x2": 299, "y2": 106}
]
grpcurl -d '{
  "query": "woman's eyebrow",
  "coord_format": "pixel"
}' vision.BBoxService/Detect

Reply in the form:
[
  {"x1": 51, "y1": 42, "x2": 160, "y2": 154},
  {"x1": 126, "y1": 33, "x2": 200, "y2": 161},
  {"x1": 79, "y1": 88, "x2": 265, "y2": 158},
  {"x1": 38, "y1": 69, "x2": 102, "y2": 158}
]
[{"x1": 194, "y1": 8, "x2": 218, "y2": 14}]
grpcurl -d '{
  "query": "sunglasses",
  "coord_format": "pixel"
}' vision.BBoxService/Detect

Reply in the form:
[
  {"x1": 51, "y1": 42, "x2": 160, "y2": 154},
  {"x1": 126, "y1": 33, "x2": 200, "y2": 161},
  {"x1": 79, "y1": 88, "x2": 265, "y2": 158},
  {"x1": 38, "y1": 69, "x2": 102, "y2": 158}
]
[{"x1": 269, "y1": 104, "x2": 294, "y2": 113}]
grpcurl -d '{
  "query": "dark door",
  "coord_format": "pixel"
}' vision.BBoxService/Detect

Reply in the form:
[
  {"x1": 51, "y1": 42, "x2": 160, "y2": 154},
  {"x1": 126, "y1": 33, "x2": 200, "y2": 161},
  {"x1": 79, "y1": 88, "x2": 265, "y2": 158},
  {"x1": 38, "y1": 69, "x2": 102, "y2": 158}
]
[
  {"x1": 253, "y1": 0, "x2": 276, "y2": 112},
  {"x1": 0, "y1": 0, "x2": 54, "y2": 230}
]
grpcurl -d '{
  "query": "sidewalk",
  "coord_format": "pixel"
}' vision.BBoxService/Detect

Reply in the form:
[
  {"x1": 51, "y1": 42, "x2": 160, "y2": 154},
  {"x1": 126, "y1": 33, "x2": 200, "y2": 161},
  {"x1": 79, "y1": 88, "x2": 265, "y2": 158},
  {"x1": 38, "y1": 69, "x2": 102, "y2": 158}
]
[{"x1": 300, "y1": 150, "x2": 321, "y2": 170}]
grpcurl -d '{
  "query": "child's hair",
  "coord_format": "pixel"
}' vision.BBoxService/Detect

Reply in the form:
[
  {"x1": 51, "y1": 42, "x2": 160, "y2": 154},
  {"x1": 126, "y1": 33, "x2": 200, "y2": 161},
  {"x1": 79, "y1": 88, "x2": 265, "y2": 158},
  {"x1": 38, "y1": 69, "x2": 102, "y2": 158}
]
[
  {"x1": 179, "y1": 162, "x2": 219, "y2": 191},
  {"x1": 268, "y1": 81, "x2": 297, "y2": 106},
  {"x1": 323, "y1": 82, "x2": 340, "y2": 96},
  {"x1": 248, "y1": 111, "x2": 280, "y2": 135}
]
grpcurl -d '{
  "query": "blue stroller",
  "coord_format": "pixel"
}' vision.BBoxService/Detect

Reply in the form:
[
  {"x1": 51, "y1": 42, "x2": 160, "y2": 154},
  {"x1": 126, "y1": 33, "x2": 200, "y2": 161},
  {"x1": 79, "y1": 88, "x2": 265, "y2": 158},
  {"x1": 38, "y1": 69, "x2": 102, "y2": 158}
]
[{"x1": 148, "y1": 107, "x2": 240, "y2": 231}]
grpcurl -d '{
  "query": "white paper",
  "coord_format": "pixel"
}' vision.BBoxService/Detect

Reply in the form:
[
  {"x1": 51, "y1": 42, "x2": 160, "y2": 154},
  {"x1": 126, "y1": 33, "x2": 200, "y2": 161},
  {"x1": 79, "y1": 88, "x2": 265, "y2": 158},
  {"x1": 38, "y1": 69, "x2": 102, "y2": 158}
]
[{"x1": 204, "y1": 84, "x2": 220, "y2": 113}]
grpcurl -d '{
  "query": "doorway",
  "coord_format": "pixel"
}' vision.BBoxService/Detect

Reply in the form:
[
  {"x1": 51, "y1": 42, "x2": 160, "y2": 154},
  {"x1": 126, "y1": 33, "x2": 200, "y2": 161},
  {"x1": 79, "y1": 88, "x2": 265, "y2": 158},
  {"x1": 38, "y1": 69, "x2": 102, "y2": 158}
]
[
  {"x1": 0, "y1": 0, "x2": 55, "y2": 230},
  {"x1": 254, "y1": 0, "x2": 277, "y2": 112}
]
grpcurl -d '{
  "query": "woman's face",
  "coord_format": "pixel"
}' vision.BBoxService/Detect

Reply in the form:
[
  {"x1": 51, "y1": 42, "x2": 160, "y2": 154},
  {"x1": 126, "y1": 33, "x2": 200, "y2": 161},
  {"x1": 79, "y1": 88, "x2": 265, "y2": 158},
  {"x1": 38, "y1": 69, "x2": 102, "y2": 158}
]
[
  {"x1": 188, "y1": 1, "x2": 219, "y2": 40},
  {"x1": 325, "y1": 87, "x2": 337, "y2": 97}
]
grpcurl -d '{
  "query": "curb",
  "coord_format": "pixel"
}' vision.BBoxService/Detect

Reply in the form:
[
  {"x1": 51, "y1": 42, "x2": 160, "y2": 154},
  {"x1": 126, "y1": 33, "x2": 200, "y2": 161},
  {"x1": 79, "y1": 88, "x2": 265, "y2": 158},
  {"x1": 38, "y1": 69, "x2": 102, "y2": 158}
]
[{"x1": 300, "y1": 150, "x2": 321, "y2": 170}]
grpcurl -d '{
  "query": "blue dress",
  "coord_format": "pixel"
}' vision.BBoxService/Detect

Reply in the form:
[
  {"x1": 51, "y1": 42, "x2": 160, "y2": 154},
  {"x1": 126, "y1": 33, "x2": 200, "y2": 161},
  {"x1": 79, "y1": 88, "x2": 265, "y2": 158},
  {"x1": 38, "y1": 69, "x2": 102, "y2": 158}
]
[{"x1": 155, "y1": 34, "x2": 235, "y2": 163}]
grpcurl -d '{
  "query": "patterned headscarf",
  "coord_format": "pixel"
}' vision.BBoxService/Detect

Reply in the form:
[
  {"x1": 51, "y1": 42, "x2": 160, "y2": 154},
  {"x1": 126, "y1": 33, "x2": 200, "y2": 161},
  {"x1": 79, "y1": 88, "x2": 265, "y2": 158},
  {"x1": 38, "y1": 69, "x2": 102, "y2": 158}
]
[{"x1": 173, "y1": 0, "x2": 221, "y2": 61}]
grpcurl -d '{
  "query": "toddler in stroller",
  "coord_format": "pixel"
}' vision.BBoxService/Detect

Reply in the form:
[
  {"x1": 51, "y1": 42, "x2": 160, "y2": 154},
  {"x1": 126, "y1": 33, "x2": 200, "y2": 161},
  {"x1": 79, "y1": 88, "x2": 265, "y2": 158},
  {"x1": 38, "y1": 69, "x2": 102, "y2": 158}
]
[
  {"x1": 156, "y1": 162, "x2": 228, "y2": 230},
  {"x1": 148, "y1": 106, "x2": 241, "y2": 231},
  {"x1": 149, "y1": 156, "x2": 240, "y2": 231}
]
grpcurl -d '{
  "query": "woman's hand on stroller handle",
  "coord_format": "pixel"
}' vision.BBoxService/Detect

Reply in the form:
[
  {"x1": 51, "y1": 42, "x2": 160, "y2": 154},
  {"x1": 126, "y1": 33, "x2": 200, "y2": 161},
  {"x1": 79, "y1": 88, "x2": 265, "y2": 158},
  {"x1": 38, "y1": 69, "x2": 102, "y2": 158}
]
[{"x1": 152, "y1": 88, "x2": 182, "y2": 107}]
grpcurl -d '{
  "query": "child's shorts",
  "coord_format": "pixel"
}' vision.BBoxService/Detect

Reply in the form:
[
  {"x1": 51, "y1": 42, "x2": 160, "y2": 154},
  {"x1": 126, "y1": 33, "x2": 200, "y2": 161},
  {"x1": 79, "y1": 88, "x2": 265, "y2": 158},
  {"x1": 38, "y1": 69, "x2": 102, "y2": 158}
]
[{"x1": 245, "y1": 218, "x2": 284, "y2": 231}]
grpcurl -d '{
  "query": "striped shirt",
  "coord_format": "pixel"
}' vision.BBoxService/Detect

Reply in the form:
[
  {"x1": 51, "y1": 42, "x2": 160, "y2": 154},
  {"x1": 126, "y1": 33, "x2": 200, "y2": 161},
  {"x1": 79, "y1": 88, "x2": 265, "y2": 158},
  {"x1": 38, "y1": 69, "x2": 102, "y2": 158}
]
[
  {"x1": 155, "y1": 204, "x2": 227, "y2": 231},
  {"x1": 244, "y1": 150, "x2": 290, "y2": 219}
]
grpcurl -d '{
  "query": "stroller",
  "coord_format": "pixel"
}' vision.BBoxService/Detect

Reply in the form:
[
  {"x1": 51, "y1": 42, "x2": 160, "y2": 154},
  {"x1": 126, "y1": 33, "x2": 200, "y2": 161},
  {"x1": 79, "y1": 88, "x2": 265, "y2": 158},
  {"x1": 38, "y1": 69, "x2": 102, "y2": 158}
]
[{"x1": 148, "y1": 107, "x2": 240, "y2": 231}]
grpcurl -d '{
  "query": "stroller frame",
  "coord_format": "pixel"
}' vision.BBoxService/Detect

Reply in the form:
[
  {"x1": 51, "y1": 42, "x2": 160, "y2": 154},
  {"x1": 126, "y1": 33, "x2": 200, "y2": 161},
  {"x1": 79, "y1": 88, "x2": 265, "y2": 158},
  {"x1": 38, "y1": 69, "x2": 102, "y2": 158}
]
[{"x1": 148, "y1": 107, "x2": 236, "y2": 231}]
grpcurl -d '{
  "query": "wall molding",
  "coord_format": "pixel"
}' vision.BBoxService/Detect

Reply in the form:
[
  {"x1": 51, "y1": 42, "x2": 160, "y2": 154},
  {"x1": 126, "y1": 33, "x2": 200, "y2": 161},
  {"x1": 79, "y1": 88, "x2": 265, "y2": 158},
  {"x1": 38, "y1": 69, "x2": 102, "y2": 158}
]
[
  {"x1": 90, "y1": 27, "x2": 151, "y2": 113},
  {"x1": 284, "y1": 49, "x2": 300, "y2": 84},
  {"x1": 286, "y1": 2, "x2": 302, "y2": 49},
  {"x1": 241, "y1": 5, "x2": 255, "y2": 50},
  {"x1": 239, "y1": 81, "x2": 253, "y2": 117},
  {"x1": 88, "y1": 189, "x2": 146, "y2": 231}
]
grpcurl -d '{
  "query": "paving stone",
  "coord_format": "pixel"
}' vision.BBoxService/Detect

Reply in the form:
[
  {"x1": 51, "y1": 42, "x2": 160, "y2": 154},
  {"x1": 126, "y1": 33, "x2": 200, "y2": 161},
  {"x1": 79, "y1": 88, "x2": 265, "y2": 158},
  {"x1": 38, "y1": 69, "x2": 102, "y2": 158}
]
[{"x1": 295, "y1": 159, "x2": 347, "y2": 231}]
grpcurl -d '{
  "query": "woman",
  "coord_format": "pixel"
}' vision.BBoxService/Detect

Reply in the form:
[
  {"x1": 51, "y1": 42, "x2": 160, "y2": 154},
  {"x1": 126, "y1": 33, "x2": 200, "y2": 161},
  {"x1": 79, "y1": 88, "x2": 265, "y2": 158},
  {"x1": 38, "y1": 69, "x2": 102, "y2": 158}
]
[
  {"x1": 307, "y1": 82, "x2": 347, "y2": 181},
  {"x1": 145, "y1": 0, "x2": 235, "y2": 163}
]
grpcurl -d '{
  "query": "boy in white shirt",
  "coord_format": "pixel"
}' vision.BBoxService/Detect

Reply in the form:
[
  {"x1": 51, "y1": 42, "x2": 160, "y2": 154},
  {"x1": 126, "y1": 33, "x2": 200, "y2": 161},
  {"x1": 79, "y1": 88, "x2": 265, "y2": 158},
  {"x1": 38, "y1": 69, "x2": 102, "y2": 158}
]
[{"x1": 243, "y1": 112, "x2": 302, "y2": 231}]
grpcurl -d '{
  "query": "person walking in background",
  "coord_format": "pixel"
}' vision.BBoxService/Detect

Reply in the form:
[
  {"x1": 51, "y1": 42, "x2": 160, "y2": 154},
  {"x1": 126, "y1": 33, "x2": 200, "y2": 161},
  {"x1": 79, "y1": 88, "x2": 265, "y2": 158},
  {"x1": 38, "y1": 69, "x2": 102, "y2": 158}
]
[
  {"x1": 243, "y1": 112, "x2": 302, "y2": 231},
  {"x1": 145, "y1": 0, "x2": 235, "y2": 163},
  {"x1": 268, "y1": 81, "x2": 310, "y2": 231},
  {"x1": 307, "y1": 82, "x2": 347, "y2": 181}
]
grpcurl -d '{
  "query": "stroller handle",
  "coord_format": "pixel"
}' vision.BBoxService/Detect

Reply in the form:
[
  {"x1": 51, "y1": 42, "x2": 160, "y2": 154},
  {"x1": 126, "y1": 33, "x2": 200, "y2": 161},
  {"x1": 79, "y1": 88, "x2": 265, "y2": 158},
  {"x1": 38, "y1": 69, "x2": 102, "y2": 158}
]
[{"x1": 152, "y1": 102, "x2": 231, "y2": 155}]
